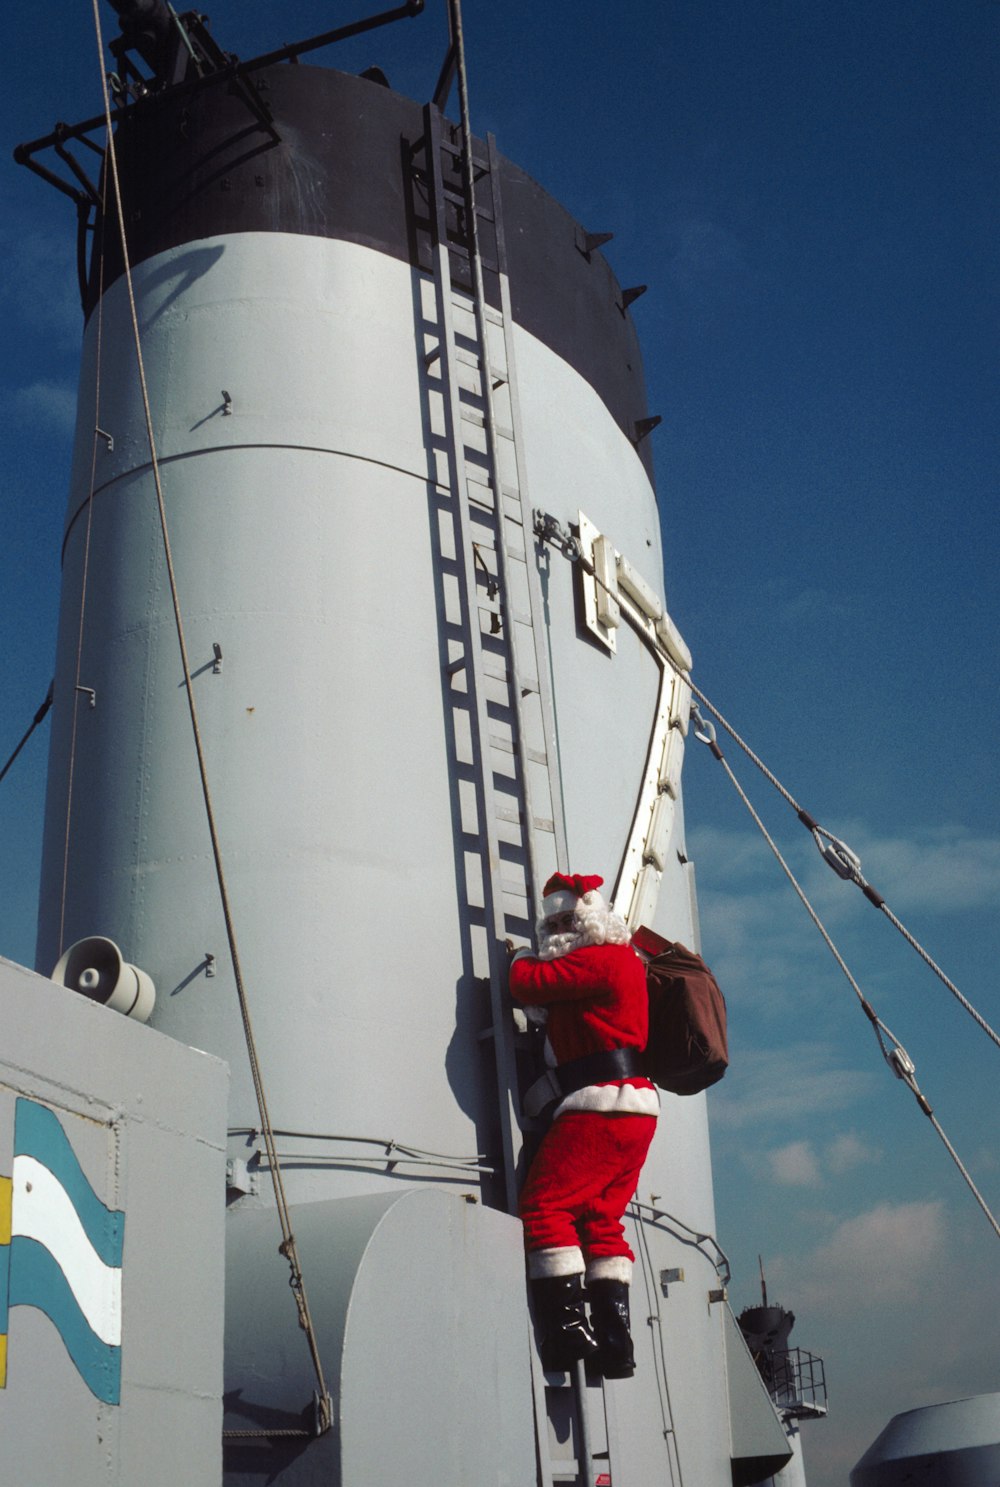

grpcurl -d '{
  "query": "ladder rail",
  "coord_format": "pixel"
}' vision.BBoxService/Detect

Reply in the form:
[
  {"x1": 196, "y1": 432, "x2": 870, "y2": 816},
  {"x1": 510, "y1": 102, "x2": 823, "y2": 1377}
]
[
  {"x1": 424, "y1": 100, "x2": 523, "y2": 1215},
  {"x1": 487, "y1": 128, "x2": 570, "y2": 873},
  {"x1": 445, "y1": 36, "x2": 559, "y2": 922}
]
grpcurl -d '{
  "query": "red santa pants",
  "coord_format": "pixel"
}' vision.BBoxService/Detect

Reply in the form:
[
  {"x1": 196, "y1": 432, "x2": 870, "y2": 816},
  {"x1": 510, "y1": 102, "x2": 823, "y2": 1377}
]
[{"x1": 519, "y1": 1111, "x2": 657, "y2": 1262}]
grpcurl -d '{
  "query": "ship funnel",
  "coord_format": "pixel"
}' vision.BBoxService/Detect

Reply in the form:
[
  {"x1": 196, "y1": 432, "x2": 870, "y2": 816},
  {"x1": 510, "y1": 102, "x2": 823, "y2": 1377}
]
[{"x1": 52, "y1": 936, "x2": 156, "y2": 1023}]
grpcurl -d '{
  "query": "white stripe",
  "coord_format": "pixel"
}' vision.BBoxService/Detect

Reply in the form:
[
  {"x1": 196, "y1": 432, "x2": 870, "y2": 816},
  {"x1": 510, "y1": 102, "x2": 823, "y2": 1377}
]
[
  {"x1": 11, "y1": 1156, "x2": 122, "y2": 1346},
  {"x1": 555, "y1": 1084, "x2": 661, "y2": 1118}
]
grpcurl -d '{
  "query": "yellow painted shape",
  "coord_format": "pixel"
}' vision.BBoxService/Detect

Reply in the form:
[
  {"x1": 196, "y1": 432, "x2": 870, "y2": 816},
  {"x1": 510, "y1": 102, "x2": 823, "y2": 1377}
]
[
  {"x1": 0, "y1": 1175, "x2": 10, "y2": 1245},
  {"x1": 0, "y1": 1332, "x2": 6, "y2": 1388}
]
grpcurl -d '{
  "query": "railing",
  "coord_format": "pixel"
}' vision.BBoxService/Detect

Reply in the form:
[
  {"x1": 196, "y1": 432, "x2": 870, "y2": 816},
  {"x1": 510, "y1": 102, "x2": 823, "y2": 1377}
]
[{"x1": 769, "y1": 1348, "x2": 828, "y2": 1418}]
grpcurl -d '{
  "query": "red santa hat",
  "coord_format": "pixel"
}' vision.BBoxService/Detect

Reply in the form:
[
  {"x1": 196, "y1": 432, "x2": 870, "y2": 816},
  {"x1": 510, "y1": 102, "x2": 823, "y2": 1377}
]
[{"x1": 540, "y1": 872, "x2": 604, "y2": 917}]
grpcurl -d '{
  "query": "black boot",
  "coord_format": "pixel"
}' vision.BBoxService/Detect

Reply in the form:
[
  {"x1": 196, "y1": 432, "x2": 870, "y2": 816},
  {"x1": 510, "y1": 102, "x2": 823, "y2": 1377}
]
[
  {"x1": 588, "y1": 1279, "x2": 635, "y2": 1378},
  {"x1": 530, "y1": 1275, "x2": 601, "y2": 1372}
]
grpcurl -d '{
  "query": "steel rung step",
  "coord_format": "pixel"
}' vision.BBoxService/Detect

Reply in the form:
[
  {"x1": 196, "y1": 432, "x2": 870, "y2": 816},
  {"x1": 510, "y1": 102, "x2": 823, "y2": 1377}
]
[{"x1": 437, "y1": 138, "x2": 490, "y2": 172}]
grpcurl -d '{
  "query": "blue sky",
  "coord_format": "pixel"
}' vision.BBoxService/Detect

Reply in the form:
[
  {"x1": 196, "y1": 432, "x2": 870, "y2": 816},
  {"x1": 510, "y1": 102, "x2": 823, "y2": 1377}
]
[{"x1": 1, "y1": 4, "x2": 997, "y2": 1483}]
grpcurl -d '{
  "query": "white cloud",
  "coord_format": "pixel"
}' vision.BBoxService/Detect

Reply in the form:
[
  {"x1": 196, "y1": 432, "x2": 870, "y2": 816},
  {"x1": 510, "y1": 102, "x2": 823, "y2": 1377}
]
[
  {"x1": 710, "y1": 1043, "x2": 876, "y2": 1129},
  {"x1": 12, "y1": 380, "x2": 77, "y2": 436},
  {"x1": 774, "y1": 1198, "x2": 948, "y2": 1311},
  {"x1": 826, "y1": 1130, "x2": 880, "y2": 1174},
  {"x1": 767, "y1": 1139, "x2": 821, "y2": 1186}
]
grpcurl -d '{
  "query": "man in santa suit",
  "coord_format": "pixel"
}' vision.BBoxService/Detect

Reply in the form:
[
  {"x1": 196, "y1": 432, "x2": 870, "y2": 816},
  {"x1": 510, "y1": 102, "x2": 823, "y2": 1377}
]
[{"x1": 509, "y1": 872, "x2": 658, "y2": 1377}]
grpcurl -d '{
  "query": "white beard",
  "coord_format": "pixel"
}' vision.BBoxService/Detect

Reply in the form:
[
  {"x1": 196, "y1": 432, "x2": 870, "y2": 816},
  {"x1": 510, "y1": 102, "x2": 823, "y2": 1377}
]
[{"x1": 537, "y1": 926, "x2": 588, "y2": 960}]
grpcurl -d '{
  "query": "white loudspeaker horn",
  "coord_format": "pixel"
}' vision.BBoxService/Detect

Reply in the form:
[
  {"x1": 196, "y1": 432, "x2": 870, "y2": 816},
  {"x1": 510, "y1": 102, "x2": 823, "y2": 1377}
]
[{"x1": 52, "y1": 937, "x2": 156, "y2": 1024}]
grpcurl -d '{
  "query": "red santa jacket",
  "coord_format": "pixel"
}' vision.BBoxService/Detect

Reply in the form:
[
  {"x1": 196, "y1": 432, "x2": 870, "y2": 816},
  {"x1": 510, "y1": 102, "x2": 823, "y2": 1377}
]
[{"x1": 509, "y1": 943, "x2": 659, "y2": 1118}]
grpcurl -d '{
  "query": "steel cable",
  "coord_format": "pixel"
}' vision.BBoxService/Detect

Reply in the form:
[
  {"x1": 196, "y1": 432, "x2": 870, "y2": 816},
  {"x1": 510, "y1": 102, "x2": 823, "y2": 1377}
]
[
  {"x1": 568, "y1": 540, "x2": 999, "y2": 1053},
  {"x1": 692, "y1": 712, "x2": 1000, "y2": 1242}
]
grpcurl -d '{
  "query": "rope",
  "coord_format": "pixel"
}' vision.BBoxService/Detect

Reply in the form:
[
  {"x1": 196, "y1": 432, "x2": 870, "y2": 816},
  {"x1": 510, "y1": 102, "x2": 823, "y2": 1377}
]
[
  {"x1": 58, "y1": 136, "x2": 109, "y2": 958},
  {"x1": 0, "y1": 684, "x2": 53, "y2": 785},
  {"x1": 691, "y1": 709, "x2": 1000, "y2": 1242},
  {"x1": 88, "y1": 0, "x2": 332, "y2": 1432}
]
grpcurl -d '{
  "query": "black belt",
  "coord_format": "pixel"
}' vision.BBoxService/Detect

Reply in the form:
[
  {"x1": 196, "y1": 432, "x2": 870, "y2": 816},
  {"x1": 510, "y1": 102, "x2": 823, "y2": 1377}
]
[{"x1": 554, "y1": 1047, "x2": 644, "y2": 1096}]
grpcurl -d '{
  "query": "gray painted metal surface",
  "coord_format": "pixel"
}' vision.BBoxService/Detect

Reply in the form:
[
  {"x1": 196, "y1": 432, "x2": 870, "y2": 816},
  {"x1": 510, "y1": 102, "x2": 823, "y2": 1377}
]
[
  {"x1": 225, "y1": 1188, "x2": 535, "y2": 1482},
  {"x1": 0, "y1": 955, "x2": 228, "y2": 1485},
  {"x1": 851, "y1": 1393, "x2": 1000, "y2": 1486}
]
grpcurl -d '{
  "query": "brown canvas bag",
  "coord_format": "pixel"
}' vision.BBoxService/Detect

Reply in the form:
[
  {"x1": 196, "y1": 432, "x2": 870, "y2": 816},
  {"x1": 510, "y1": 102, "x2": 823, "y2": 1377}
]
[{"x1": 632, "y1": 925, "x2": 729, "y2": 1095}]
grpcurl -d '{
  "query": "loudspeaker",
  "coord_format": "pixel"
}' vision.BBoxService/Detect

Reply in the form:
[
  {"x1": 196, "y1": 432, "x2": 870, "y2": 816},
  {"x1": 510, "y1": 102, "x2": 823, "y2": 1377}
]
[{"x1": 52, "y1": 936, "x2": 156, "y2": 1023}]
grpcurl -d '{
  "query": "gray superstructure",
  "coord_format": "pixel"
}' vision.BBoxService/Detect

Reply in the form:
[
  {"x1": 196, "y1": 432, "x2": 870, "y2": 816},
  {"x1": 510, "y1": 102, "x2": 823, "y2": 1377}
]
[{"x1": 4, "y1": 4, "x2": 796, "y2": 1482}]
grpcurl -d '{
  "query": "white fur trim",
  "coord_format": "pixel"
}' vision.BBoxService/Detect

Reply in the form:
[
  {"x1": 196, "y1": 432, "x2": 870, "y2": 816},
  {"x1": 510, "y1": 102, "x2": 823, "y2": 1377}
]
[
  {"x1": 586, "y1": 1256, "x2": 633, "y2": 1285},
  {"x1": 541, "y1": 888, "x2": 579, "y2": 916},
  {"x1": 555, "y1": 1083, "x2": 661, "y2": 1119},
  {"x1": 527, "y1": 1246, "x2": 585, "y2": 1279}
]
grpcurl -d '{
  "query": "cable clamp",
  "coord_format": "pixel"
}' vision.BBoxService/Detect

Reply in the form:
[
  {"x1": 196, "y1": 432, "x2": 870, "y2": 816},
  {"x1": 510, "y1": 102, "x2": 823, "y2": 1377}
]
[
  {"x1": 690, "y1": 703, "x2": 714, "y2": 745},
  {"x1": 691, "y1": 704, "x2": 724, "y2": 760},
  {"x1": 812, "y1": 828, "x2": 862, "y2": 883},
  {"x1": 888, "y1": 1044, "x2": 916, "y2": 1081},
  {"x1": 532, "y1": 508, "x2": 580, "y2": 560}
]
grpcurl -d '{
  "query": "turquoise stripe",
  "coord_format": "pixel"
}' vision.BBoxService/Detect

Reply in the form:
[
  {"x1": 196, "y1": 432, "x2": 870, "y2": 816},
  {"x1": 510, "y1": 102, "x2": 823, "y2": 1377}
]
[
  {"x1": 8, "y1": 1236, "x2": 121, "y2": 1404},
  {"x1": 0, "y1": 1241, "x2": 8, "y2": 1333},
  {"x1": 13, "y1": 1101, "x2": 123, "y2": 1268}
]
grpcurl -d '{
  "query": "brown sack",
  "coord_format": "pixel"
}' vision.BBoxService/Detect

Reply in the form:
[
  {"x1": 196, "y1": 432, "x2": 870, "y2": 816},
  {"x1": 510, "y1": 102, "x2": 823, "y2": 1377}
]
[{"x1": 632, "y1": 925, "x2": 729, "y2": 1096}]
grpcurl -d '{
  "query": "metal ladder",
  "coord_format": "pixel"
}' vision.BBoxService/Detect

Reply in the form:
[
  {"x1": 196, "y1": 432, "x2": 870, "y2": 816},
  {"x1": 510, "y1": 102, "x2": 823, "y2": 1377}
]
[
  {"x1": 420, "y1": 96, "x2": 568, "y2": 1212},
  {"x1": 416, "y1": 8, "x2": 620, "y2": 1483}
]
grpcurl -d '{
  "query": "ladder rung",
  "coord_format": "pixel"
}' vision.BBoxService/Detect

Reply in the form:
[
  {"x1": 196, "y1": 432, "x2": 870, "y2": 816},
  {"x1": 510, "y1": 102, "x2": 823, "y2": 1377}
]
[
  {"x1": 526, "y1": 747, "x2": 548, "y2": 766},
  {"x1": 533, "y1": 817, "x2": 556, "y2": 833},
  {"x1": 461, "y1": 409, "x2": 485, "y2": 428},
  {"x1": 438, "y1": 139, "x2": 490, "y2": 172},
  {"x1": 489, "y1": 733, "x2": 514, "y2": 755},
  {"x1": 483, "y1": 658, "x2": 509, "y2": 683},
  {"x1": 484, "y1": 305, "x2": 504, "y2": 326},
  {"x1": 495, "y1": 805, "x2": 522, "y2": 825},
  {"x1": 510, "y1": 609, "x2": 533, "y2": 627}
]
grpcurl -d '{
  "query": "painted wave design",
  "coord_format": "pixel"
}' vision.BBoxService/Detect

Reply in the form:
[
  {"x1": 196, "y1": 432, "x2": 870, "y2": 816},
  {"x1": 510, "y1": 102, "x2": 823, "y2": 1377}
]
[
  {"x1": 0, "y1": 1099, "x2": 124, "y2": 1404},
  {"x1": 11, "y1": 1157, "x2": 122, "y2": 1344}
]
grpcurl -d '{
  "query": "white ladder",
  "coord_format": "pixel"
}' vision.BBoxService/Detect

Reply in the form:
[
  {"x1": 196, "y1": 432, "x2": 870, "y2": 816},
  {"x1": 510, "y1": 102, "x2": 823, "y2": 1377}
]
[{"x1": 421, "y1": 97, "x2": 568, "y2": 1212}]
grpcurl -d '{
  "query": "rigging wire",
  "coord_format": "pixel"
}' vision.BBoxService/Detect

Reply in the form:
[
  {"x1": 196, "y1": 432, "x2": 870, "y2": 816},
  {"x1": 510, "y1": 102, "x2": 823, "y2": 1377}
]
[
  {"x1": 88, "y1": 0, "x2": 332, "y2": 1432},
  {"x1": 0, "y1": 684, "x2": 53, "y2": 786},
  {"x1": 690, "y1": 706, "x2": 1000, "y2": 1243},
  {"x1": 570, "y1": 541, "x2": 1000, "y2": 1054},
  {"x1": 683, "y1": 666, "x2": 1000, "y2": 1051},
  {"x1": 58, "y1": 142, "x2": 109, "y2": 959}
]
